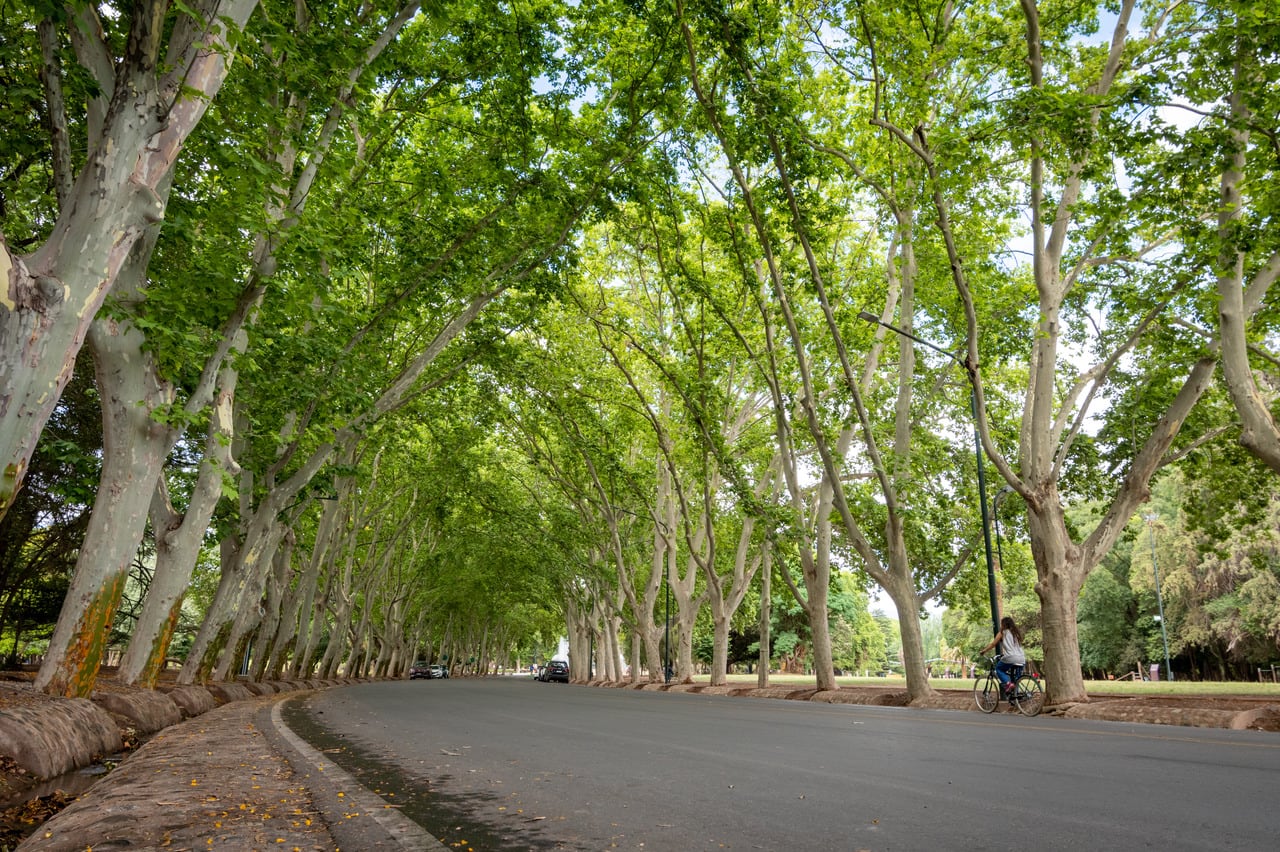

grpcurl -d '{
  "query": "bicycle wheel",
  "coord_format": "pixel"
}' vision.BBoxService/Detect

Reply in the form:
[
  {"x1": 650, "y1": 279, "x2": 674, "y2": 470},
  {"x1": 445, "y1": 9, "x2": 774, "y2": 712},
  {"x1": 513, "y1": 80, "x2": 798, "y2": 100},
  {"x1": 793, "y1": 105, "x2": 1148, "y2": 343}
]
[
  {"x1": 974, "y1": 674, "x2": 999, "y2": 713},
  {"x1": 1014, "y1": 674, "x2": 1044, "y2": 717}
]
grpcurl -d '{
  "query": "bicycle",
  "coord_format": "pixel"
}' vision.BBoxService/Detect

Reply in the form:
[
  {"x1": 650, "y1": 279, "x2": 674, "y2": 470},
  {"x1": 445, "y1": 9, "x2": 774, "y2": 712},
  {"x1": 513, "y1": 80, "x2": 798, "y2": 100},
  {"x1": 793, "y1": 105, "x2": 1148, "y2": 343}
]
[{"x1": 973, "y1": 656, "x2": 1044, "y2": 717}]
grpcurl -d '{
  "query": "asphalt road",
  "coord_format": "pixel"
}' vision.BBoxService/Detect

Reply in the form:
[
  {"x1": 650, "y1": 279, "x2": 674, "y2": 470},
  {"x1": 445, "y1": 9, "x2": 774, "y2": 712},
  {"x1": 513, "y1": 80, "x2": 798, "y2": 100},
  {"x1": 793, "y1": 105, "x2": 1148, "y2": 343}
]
[{"x1": 285, "y1": 678, "x2": 1279, "y2": 851}]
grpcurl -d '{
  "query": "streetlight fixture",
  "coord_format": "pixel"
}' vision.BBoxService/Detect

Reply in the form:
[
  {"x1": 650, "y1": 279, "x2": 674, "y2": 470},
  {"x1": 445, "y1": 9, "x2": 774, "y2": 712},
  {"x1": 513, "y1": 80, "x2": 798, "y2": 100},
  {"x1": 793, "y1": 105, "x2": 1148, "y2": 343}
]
[
  {"x1": 1143, "y1": 513, "x2": 1174, "y2": 681},
  {"x1": 858, "y1": 311, "x2": 1001, "y2": 638}
]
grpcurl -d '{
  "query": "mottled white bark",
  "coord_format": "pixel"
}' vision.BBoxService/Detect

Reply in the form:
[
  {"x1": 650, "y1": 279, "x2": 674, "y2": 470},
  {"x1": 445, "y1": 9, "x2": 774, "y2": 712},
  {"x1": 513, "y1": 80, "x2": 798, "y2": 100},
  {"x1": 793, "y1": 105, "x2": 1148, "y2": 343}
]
[
  {"x1": 116, "y1": 364, "x2": 238, "y2": 686},
  {"x1": 1216, "y1": 66, "x2": 1280, "y2": 473},
  {"x1": 0, "y1": 0, "x2": 257, "y2": 520}
]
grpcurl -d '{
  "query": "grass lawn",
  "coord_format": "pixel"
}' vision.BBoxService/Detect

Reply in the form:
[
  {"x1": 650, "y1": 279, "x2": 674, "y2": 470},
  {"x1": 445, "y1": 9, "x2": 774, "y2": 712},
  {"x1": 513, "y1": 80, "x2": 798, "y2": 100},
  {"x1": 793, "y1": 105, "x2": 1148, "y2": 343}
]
[{"x1": 707, "y1": 672, "x2": 1280, "y2": 697}]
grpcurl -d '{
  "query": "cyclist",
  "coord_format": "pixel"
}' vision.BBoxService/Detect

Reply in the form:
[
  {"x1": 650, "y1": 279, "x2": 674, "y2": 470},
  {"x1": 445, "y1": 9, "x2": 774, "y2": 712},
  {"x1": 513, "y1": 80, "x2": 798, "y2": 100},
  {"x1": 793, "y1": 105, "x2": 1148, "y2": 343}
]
[{"x1": 979, "y1": 616, "x2": 1027, "y2": 695}]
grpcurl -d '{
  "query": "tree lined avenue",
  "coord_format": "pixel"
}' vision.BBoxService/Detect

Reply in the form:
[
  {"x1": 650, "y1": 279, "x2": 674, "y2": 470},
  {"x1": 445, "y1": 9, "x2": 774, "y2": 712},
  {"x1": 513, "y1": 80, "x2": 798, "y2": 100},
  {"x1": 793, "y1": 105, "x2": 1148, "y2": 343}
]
[{"x1": 0, "y1": 0, "x2": 1276, "y2": 707}]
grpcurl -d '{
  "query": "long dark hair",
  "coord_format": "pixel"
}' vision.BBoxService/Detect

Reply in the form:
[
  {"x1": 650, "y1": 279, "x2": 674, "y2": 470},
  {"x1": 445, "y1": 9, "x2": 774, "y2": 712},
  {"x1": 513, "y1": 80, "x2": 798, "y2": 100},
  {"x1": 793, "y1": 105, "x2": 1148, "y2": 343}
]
[{"x1": 1001, "y1": 616, "x2": 1024, "y2": 644}]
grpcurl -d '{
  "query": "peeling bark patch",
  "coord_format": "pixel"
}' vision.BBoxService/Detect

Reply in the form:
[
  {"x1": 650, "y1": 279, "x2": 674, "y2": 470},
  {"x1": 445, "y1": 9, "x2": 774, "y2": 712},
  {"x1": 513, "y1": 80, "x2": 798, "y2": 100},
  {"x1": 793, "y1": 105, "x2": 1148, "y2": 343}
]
[
  {"x1": 195, "y1": 622, "x2": 233, "y2": 684},
  {"x1": 0, "y1": 247, "x2": 14, "y2": 311},
  {"x1": 140, "y1": 599, "x2": 184, "y2": 689},
  {"x1": 53, "y1": 573, "x2": 127, "y2": 698}
]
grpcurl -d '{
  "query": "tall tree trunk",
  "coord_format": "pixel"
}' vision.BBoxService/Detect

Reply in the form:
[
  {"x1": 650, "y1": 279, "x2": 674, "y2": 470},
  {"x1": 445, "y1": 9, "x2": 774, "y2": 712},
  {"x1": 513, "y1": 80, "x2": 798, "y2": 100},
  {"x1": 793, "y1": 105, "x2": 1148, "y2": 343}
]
[
  {"x1": 604, "y1": 593, "x2": 623, "y2": 682},
  {"x1": 1028, "y1": 496, "x2": 1087, "y2": 702},
  {"x1": 1215, "y1": 60, "x2": 1280, "y2": 473},
  {"x1": 116, "y1": 379, "x2": 236, "y2": 687},
  {"x1": 33, "y1": 169, "x2": 181, "y2": 695},
  {"x1": 319, "y1": 605, "x2": 349, "y2": 679},
  {"x1": 33, "y1": 318, "x2": 172, "y2": 696},
  {"x1": 295, "y1": 573, "x2": 334, "y2": 678},
  {"x1": 757, "y1": 545, "x2": 772, "y2": 688},
  {"x1": 180, "y1": 502, "x2": 288, "y2": 683},
  {"x1": 636, "y1": 502, "x2": 667, "y2": 681},
  {"x1": 0, "y1": 0, "x2": 257, "y2": 521},
  {"x1": 249, "y1": 532, "x2": 295, "y2": 680},
  {"x1": 210, "y1": 517, "x2": 291, "y2": 681},
  {"x1": 266, "y1": 500, "x2": 341, "y2": 679}
]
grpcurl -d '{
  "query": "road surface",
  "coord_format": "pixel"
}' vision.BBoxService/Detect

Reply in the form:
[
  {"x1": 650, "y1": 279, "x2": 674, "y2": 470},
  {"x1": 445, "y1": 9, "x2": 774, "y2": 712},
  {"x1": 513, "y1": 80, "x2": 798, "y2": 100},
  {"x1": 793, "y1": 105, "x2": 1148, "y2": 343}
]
[{"x1": 284, "y1": 678, "x2": 1278, "y2": 851}]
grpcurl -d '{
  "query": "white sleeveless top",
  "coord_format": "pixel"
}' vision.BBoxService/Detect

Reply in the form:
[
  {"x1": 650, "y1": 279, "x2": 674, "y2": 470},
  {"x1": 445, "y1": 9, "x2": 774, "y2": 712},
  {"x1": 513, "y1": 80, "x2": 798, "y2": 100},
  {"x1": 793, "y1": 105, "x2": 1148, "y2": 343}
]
[{"x1": 1000, "y1": 631, "x2": 1026, "y2": 665}]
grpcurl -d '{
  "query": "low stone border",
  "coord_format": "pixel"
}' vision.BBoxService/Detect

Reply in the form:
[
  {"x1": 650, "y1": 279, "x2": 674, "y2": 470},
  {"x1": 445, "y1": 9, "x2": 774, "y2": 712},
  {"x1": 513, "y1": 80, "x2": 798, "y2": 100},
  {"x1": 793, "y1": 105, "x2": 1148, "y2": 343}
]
[
  {"x1": 1059, "y1": 700, "x2": 1243, "y2": 729},
  {"x1": 909, "y1": 693, "x2": 979, "y2": 711},
  {"x1": 0, "y1": 677, "x2": 356, "y2": 784},
  {"x1": 0, "y1": 698, "x2": 122, "y2": 779},
  {"x1": 813, "y1": 689, "x2": 912, "y2": 707},
  {"x1": 92, "y1": 690, "x2": 182, "y2": 734},
  {"x1": 242, "y1": 681, "x2": 277, "y2": 696},
  {"x1": 205, "y1": 682, "x2": 254, "y2": 704},
  {"x1": 161, "y1": 685, "x2": 217, "y2": 718}
]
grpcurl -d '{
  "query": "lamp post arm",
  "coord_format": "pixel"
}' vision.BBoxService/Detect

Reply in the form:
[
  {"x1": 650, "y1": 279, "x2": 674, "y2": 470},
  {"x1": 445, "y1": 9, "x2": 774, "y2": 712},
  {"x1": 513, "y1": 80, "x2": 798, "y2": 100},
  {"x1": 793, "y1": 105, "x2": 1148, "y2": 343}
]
[
  {"x1": 857, "y1": 312, "x2": 959, "y2": 365},
  {"x1": 857, "y1": 309, "x2": 1026, "y2": 498}
]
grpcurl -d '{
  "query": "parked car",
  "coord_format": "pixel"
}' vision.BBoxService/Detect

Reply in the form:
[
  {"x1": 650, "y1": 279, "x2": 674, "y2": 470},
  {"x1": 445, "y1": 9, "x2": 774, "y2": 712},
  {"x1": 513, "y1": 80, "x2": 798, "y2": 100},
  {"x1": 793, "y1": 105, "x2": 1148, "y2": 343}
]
[
  {"x1": 427, "y1": 663, "x2": 449, "y2": 679},
  {"x1": 408, "y1": 661, "x2": 431, "y2": 680},
  {"x1": 541, "y1": 659, "x2": 569, "y2": 683}
]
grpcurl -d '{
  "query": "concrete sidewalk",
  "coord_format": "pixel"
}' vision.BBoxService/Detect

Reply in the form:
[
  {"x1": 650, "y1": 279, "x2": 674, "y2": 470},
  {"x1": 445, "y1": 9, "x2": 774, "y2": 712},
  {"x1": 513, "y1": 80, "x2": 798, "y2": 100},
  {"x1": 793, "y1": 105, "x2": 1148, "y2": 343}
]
[{"x1": 17, "y1": 692, "x2": 442, "y2": 852}]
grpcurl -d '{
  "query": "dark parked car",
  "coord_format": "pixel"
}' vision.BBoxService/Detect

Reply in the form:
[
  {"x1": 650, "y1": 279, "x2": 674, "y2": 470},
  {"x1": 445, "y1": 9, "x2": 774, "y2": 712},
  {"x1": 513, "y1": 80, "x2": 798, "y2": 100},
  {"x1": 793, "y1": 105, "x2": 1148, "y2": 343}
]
[
  {"x1": 408, "y1": 661, "x2": 431, "y2": 680},
  {"x1": 541, "y1": 660, "x2": 569, "y2": 683}
]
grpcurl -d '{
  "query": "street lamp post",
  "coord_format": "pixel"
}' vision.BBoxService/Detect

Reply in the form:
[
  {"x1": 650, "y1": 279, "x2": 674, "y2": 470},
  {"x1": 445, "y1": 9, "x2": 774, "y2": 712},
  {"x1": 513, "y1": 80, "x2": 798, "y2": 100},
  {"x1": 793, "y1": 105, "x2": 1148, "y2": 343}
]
[
  {"x1": 858, "y1": 311, "x2": 1001, "y2": 637},
  {"x1": 1143, "y1": 513, "x2": 1174, "y2": 681}
]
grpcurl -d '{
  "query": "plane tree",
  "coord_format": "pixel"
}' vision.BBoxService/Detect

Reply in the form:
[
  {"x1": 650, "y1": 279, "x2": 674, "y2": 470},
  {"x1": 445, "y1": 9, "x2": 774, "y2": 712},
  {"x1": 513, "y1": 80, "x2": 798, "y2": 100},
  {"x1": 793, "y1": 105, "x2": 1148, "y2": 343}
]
[
  {"x1": 36, "y1": 0, "x2": 425, "y2": 697},
  {"x1": 1198, "y1": 3, "x2": 1280, "y2": 473},
  {"x1": 568, "y1": 184, "x2": 787, "y2": 686},
  {"x1": 795, "y1": 0, "x2": 1243, "y2": 703},
  {"x1": 494, "y1": 308, "x2": 666, "y2": 682},
  {"x1": 659, "y1": 1, "x2": 1022, "y2": 699},
  {"x1": 0, "y1": 0, "x2": 258, "y2": 522}
]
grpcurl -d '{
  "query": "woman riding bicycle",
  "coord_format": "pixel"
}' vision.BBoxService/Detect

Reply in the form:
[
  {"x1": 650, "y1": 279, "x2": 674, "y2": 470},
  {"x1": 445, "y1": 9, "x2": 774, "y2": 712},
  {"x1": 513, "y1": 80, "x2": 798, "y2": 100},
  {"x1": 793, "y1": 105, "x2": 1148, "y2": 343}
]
[{"x1": 980, "y1": 616, "x2": 1027, "y2": 695}]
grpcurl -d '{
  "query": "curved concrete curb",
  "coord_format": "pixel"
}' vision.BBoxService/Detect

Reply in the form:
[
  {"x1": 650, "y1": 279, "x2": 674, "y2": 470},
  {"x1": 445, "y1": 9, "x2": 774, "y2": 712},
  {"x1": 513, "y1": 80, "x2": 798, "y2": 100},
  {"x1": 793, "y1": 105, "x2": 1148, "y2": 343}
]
[
  {"x1": 161, "y1": 684, "x2": 217, "y2": 718},
  {"x1": 205, "y1": 681, "x2": 254, "y2": 704},
  {"x1": 0, "y1": 678, "x2": 361, "y2": 785},
  {"x1": 92, "y1": 690, "x2": 182, "y2": 734},
  {"x1": 269, "y1": 698, "x2": 447, "y2": 850},
  {"x1": 0, "y1": 698, "x2": 122, "y2": 779}
]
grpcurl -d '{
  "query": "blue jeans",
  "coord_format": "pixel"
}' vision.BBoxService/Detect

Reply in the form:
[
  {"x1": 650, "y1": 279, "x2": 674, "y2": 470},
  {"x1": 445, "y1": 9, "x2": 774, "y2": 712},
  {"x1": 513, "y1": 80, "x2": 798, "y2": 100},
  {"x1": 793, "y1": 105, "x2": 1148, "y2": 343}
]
[{"x1": 996, "y1": 659, "x2": 1023, "y2": 688}]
